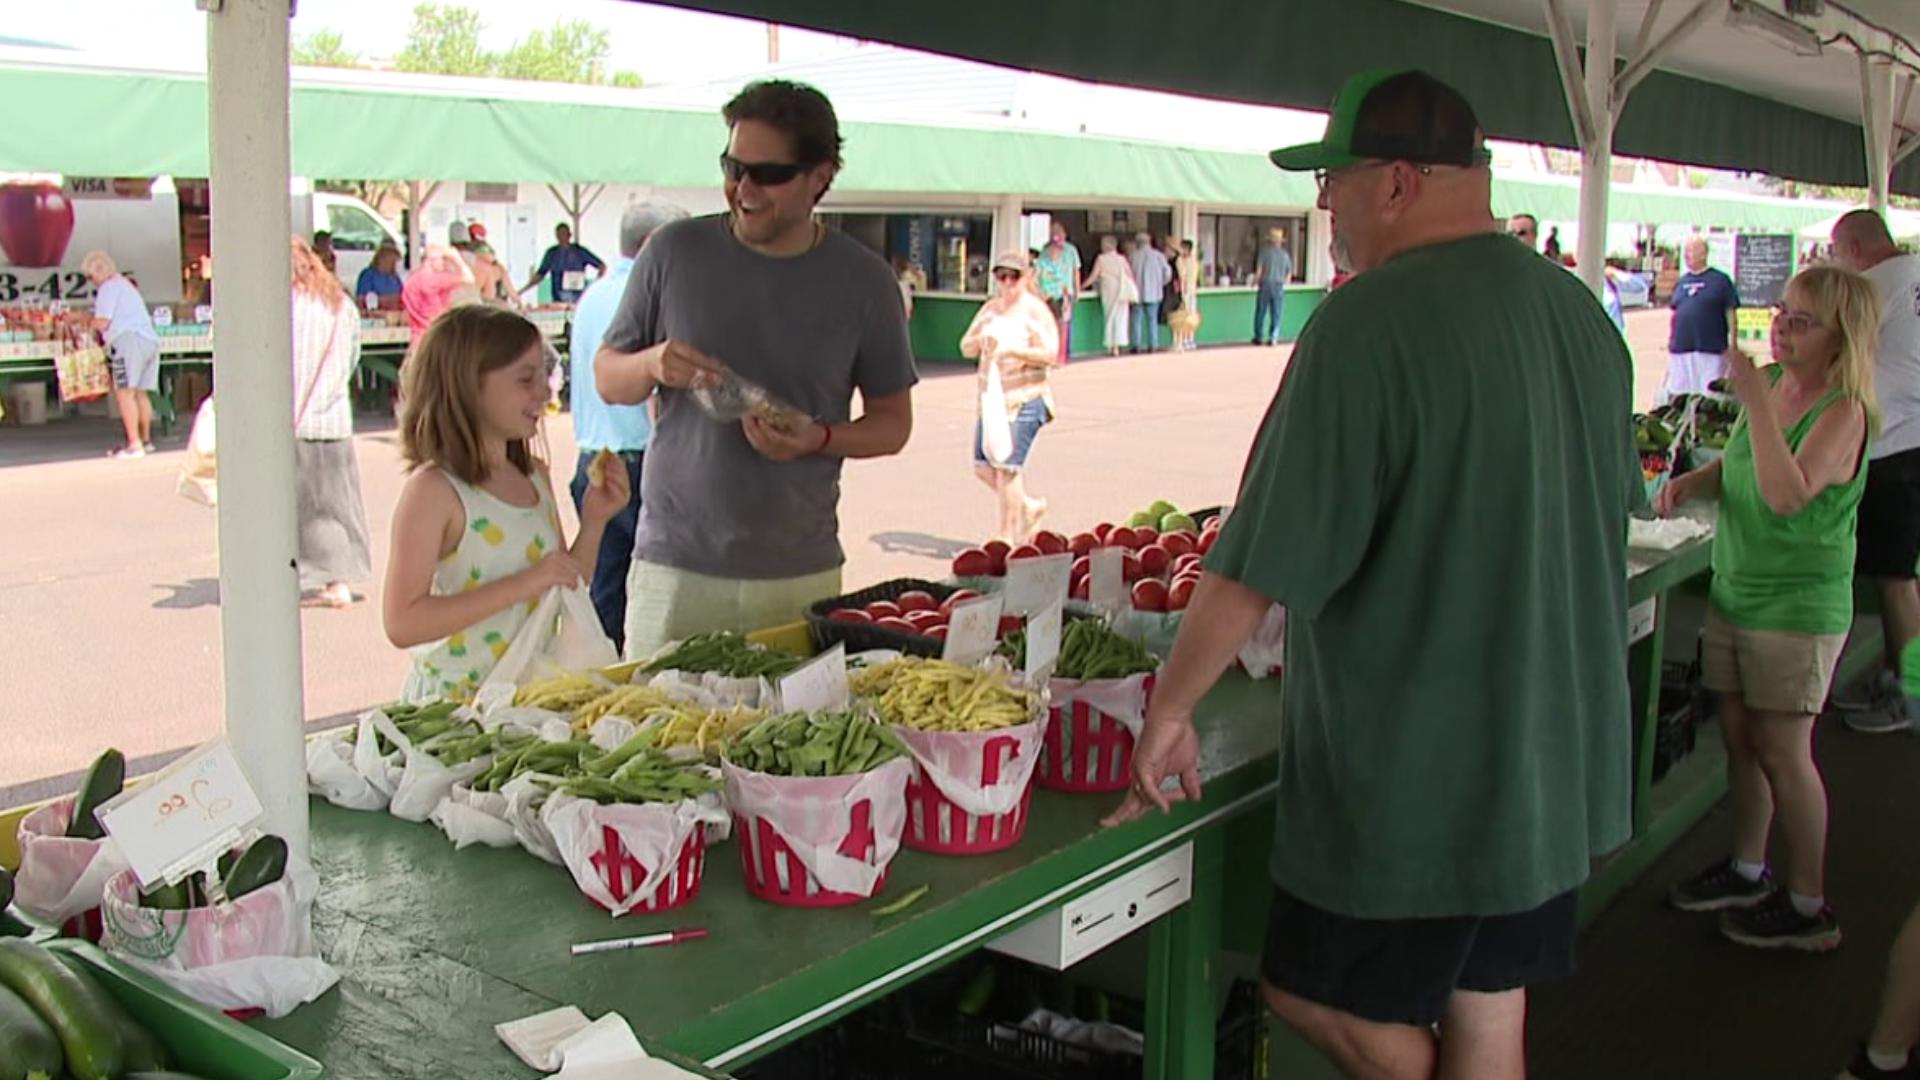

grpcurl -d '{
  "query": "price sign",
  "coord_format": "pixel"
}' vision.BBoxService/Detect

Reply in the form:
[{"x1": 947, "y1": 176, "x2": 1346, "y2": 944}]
[
  {"x1": 780, "y1": 644, "x2": 850, "y2": 713},
  {"x1": 1089, "y1": 547, "x2": 1127, "y2": 615},
  {"x1": 97, "y1": 738, "x2": 264, "y2": 889},
  {"x1": 1024, "y1": 599, "x2": 1064, "y2": 681},
  {"x1": 943, "y1": 593, "x2": 1005, "y2": 667},
  {"x1": 1627, "y1": 598, "x2": 1658, "y2": 645},
  {"x1": 1004, "y1": 554, "x2": 1072, "y2": 617}
]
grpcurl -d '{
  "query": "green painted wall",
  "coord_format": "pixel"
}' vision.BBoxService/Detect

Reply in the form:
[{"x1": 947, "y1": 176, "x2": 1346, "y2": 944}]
[{"x1": 912, "y1": 286, "x2": 1325, "y2": 364}]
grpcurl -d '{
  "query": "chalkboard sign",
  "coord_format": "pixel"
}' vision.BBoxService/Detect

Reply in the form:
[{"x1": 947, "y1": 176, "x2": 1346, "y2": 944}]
[{"x1": 1735, "y1": 234, "x2": 1794, "y2": 307}]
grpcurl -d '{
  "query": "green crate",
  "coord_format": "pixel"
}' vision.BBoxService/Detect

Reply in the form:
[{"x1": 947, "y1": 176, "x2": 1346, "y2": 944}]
[
  {"x1": 0, "y1": 905, "x2": 52, "y2": 941},
  {"x1": 44, "y1": 939, "x2": 323, "y2": 1080}
]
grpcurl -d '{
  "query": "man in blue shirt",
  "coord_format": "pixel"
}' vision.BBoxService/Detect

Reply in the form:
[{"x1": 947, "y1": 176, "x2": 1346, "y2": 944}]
[
  {"x1": 1128, "y1": 231, "x2": 1173, "y2": 353},
  {"x1": 1252, "y1": 227, "x2": 1295, "y2": 345},
  {"x1": 523, "y1": 222, "x2": 606, "y2": 305},
  {"x1": 568, "y1": 201, "x2": 687, "y2": 647},
  {"x1": 1662, "y1": 236, "x2": 1740, "y2": 402}
]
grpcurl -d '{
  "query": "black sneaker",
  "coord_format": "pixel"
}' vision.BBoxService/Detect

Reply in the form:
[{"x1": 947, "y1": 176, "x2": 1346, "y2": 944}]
[
  {"x1": 1838, "y1": 1041, "x2": 1916, "y2": 1078},
  {"x1": 1721, "y1": 889, "x2": 1842, "y2": 952},
  {"x1": 1668, "y1": 858, "x2": 1770, "y2": 912}
]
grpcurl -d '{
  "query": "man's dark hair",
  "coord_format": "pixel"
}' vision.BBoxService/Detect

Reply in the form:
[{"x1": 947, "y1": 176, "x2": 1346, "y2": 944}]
[
  {"x1": 723, "y1": 80, "x2": 845, "y2": 170},
  {"x1": 313, "y1": 230, "x2": 332, "y2": 245},
  {"x1": 1509, "y1": 213, "x2": 1539, "y2": 230}
]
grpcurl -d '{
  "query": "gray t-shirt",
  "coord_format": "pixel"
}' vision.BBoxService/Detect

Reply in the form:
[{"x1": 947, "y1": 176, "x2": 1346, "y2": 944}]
[
  {"x1": 1864, "y1": 253, "x2": 1920, "y2": 460},
  {"x1": 600, "y1": 215, "x2": 919, "y2": 579},
  {"x1": 1257, "y1": 245, "x2": 1293, "y2": 287}
]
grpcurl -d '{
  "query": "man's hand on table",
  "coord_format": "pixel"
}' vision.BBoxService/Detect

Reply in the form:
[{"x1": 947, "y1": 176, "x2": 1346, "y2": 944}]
[{"x1": 1100, "y1": 705, "x2": 1203, "y2": 827}]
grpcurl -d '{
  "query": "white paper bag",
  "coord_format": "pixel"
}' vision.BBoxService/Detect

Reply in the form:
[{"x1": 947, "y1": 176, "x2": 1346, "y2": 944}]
[
  {"x1": 723, "y1": 758, "x2": 912, "y2": 899},
  {"x1": 14, "y1": 797, "x2": 131, "y2": 928}
]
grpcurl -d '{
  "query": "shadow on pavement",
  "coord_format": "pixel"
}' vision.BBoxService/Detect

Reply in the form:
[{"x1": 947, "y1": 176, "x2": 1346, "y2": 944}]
[
  {"x1": 869, "y1": 530, "x2": 972, "y2": 560},
  {"x1": 154, "y1": 577, "x2": 220, "y2": 610},
  {"x1": 0, "y1": 416, "x2": 181, "y2": 469}
]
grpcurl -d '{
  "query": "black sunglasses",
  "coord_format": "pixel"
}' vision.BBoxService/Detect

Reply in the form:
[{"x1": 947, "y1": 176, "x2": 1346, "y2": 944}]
[
  {"x1": 719, "y1": 152, "x2": 808, "y2": 187},
  {"x1": 993, "y1": 270, "x2": 1022, "y2": 281}
]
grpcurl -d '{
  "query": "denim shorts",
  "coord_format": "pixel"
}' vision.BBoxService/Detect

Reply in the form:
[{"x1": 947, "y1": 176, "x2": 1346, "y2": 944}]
[{"x1": 974, "y1": 398, "x2": 1051, "y2": 471}]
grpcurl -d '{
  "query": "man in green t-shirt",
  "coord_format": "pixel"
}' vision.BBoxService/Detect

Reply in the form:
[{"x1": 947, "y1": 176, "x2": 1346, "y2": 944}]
[{"x1": 1104, "y1": 69, "x2": 1639, "y2": 1079}]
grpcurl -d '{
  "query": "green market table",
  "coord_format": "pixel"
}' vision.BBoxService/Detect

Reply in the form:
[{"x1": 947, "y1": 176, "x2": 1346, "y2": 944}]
[{"x1": 250, "y1": 537, "x2": 1725, "y2": 1079}]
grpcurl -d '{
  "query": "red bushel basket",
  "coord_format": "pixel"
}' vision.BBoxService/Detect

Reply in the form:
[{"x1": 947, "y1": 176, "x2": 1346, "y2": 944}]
[
  {"x1": 1037, "y1": 673, "x2": 1156, "y2": 793},
  {"x1": 544, "y1": 796, "x2": 716, "y2": 917},
  {"x1": 587, "y1": 825, "x2": 706, "y2": 915},
  {"x1": 897, "y1": 719, "x2": 1046, "y2": 855},
  {"x1": 724, "y1": 758, "x2": 913, "y2": 908}
]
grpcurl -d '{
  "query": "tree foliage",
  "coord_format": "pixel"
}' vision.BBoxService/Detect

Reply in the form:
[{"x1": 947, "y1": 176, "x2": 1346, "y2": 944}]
[
  {"x1": 292, "y1": 29, "x2": 361, "y2": 69},
  {"x1": 395, "y1": 3, "x2": 493, "y2": 78}
]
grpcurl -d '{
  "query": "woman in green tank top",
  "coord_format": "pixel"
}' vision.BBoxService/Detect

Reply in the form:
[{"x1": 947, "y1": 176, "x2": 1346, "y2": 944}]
[{"x1": 1657, "y1": 265, "x2": 1880, "y2": 952}]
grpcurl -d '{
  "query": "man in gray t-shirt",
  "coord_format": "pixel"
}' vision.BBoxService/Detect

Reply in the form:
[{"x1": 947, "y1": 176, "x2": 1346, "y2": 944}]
[{"x1": 596, "y1": 80, "x2": 918, "y2": 657}]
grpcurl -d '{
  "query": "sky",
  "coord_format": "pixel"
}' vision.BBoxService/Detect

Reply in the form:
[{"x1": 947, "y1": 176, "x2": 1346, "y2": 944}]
[{"x1": 3, "y1": 0, "x2": 861, "y2": 85}]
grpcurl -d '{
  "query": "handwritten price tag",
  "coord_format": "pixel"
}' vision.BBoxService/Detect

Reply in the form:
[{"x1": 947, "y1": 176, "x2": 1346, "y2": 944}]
[
  {"x1": 1025, "y1": 599, "x2": 1064, "y2": 681},
  {"x1": 780, "y1": 644, "x2": 851, "y2": 713},
  {"x1": 1004, "y1": 553, "x2": 1072, "y2": 617},
  {"x1": 943, "y1": 593, "x2": 1005, "y2": 667},
  {"x1": 97, "y1": 738, "x2": 264, "y2": 889},
  {"x1": 1089, "y1": 547, "x2": 1127, "y2": 615}
]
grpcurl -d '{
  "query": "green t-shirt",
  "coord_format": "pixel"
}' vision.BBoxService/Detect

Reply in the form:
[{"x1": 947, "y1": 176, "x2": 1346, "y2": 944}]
[
  {"x1": 1708, "y1": 371, "x2": 1866, "y2": 635},
  {"x1": 1206, "y1": 233, "x2": 1639, "y2": 919}
]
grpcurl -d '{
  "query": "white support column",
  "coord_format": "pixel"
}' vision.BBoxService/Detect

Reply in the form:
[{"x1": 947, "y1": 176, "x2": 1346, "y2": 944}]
[
  {"x1": 991, "y1": 194, "x2": 1025, "y2": 261},
  {"x1": 1174, "y1": 202, "x2": 1200, "y2": 246},
  {"x1": 1862, "y1": 55, "x2": 1896, "y2": 214},
  {"x1": 206, "y1": 0, "x2": 309, "y2": 860},
  {"x1": 1576, "y1": 0, "x2": 1617, "y2": 296}
]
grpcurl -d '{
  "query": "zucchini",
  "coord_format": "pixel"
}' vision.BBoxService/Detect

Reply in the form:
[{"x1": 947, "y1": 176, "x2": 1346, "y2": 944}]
[
  {"x1": 66, "y1": 750, "x2": 126, "y2": 841},
  {"x1": 138, "y1": 879, "x2": 194, "y2": 912},
  {"x1": 0, "y1": 978, "x2": 63, "y2": 1080},
  {"x1": 222, "y1": 835, "x2": 288, "y2": 901},
  {"x1": 0, "y1": 940, "x2": 125, "y2": 1080},
  {"x1": 49, "y1": 952, "x2": 167, "y2": 1073}
]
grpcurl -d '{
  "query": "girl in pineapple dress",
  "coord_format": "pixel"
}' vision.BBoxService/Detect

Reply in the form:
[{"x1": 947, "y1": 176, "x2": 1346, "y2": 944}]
[{"x1": 382, "y1": 305, "x2": 629, "y2": 702}]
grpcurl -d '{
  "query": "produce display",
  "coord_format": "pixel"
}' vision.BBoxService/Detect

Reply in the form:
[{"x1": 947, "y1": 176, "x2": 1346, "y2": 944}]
[
  {"x1": 642, "y1": 632, "x2": 806, "y2": 679},
  {"x1": 468, "y1": 738, "x2": 598, "y2": 793},
  {"x1": 0, "y1": 937, "x2": 202, "y2": 1080},
  {"x1": 542, "y1": 734, "x2": 721, "y2": 806},
  {"x1": 819, "y1": 586, "x2": 993, "y2": 643},
  {"x1": 513, "y1": 673, "x2": 616, "y2": 714},
  {"x1": 1001, "y1": 618, "x2": 1157, "y2": 681},
  {"x1": 571, "y1": 685, "x2": 705, "y2": 735},
  {"x1": 949, "y1": 501, "x2": 1226, "y2": 614},
  {"x1": 341, "y1": 700, "x2": 462, "y2": 754},
  {"x1": 722, "y1": 710, "x2": 907, "y2": 776},
  {"x1": 645, "y1": 706, "x2": 766, "y2": 762},
  {"x1": 137, "y1": 835, "x2": 288, "y2": 911},
  {"x1": 851, "y1": 658, "x2": 1039, "y2": 732}
]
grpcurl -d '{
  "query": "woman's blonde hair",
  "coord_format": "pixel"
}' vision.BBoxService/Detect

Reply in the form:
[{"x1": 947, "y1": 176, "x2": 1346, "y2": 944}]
[
  {"x1": 399, "y1": 305, "x2": 543, "y2": 485},
  {"x1": 1789, "y1": 265, "x2": 1881, "y2": 425},
  {"x1": 290, "y1": 235, "x2": 346, "y2": 306}
]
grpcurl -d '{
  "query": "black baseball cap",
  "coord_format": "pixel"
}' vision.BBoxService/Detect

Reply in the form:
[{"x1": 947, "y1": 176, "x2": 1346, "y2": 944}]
[{"x1": 1270, "y1": 69, "x2": 1492, "y2": 172}]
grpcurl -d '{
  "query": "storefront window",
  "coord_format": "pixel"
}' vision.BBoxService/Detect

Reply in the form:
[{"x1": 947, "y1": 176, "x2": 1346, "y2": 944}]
[
  {"x1": 1024, "y1": 206, "x2": 1175, "y2": 289},
  {"x1": 820, "y1": 211, "x2": 992, "y2": 293},
  {"x1": 1199, "y1": 213, "x2": 1308, "y2": 287}
]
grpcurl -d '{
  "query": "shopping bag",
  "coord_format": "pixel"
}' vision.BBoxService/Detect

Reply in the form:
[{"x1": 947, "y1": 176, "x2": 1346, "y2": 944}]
[
  {"x1": 177, "y1": 397, "x2": 218, "y2": 507},
  {"x1": 54, "y1": 341, "x2": 110, "y2": 404},
  {"x1": 483, "y1": 586, "x2": 619, "y2": 692},
  {"x1": 980, "y1": 361, "x2": 1015, "y2": 466},
  {"x1": 14, "y1": 797, "x2": 130, "y2": 934}
]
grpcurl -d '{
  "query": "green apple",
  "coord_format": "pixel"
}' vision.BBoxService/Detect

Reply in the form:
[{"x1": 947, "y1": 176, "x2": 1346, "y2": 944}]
[
  {"x1": 1148, "y1": 499, "x2": 1179, "y2": 518},
  {"x1": 1160, "y1": 512, "x2": 1198, "y2": 534},
  {"x1": 1127, "y1": 510, "x2": 1157, "y2": 528}
]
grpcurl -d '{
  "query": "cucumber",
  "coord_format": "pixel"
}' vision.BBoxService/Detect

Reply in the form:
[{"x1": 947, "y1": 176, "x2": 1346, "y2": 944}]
[
  {"x1": 66, "y1": 750, "x2": 126, "y2": 841},
  {"x1": 222, "y1": 835, "x2": 288, "y2": 901},
  {"x1": 127, "y1": 1073, "x2": 216, "y2": 1080},
  {"x1": 0, "y1": 978, "x2": 63, "y2": 1080},
  {"x1": 0, "y1": 940, "x2": 125, "y2": 1080},
  {"x1": 49, "y1": 952, "x2": 168, "y2": 1073},
  {"x1": 138, "y1": 879, "x2": 195, "y2": 912}
]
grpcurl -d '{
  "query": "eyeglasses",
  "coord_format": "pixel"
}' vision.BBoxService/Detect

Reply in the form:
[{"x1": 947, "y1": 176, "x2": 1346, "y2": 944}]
[
  {"x1": 719, "y1": 153, "x2": 808, "y2": 187},
  {"x1": 1312, "y1": 160, "x2": 1434, "y2": 193},
  {"x1": 993, "y1": 270, "x2": 1022, "y2": 282},
  {"x1": 1772, "y1": 305, "x2": 1825, "y2": 334}
]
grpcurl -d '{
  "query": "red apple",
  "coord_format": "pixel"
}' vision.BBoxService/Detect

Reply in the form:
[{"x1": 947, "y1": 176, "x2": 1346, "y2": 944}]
[
  {"x1": 896, "y1": 590, "x2": 939, "y2": 614},
  {"x1": 1071, "y1": 576, "x2": 1091, "y2": 601},
  {"x1": 1197, "y1": 531, "x2": 1217, "y2": 555},
  {"x1": 940, "y1": 589, "x2": 982, "y2": 616},
  {"x1": 906, "y1": 610, "x2": 944, "y2": 632},
  {"x1": 1203, "y1": 514, "x2": 1224, "y2": 533},
  {"x1": 1034, "y1": 530, "x2": 1069, "y2": 556},
  {"x1": 1121, "y1": 550, "x2": 1143, "y2": 583},
  {"x1": 874, "y1": 616, "x2": 917, "y2": 633},
  {"x1": 998, "y1": 615, "x2": 1024, "y2": 638},
  {"x1": 1131, "y1": 525, "x2": 1159, "y2": 547},
  {"x1": 983, "y1": 539, "x2": 1011, "y2": 561},
  {"x1": 1070, "y1": 555, "x2": 1091, "y2": 582},
  {"x1": 1092, "y1": 522, "x2": 1116, "y2": 544},
  {"x1": 1167, "y1": 577, "x2": 1197, "y2": 611},
  {"x1": 1068, "y1": 532, "x2": 1098, "y2": 557},
  {"x1": 1174, "y1": 553, "x2": 1204, "y2": 576},
  {"x1": 1131, "y1": 579, "x2": 1169, "y2": 612},
  {"x1": 0, "y1": 183, "x2": 76, "y2": 268},
  {"x1": 1008, "y1": 544, "x2": 1044, "y2": 562},
  {"x1": 1160, "y1": 532, "x2": 1196, "y2": 557},
  {"x1": 928, "y1": 626, "x2": 950, "y2": 642},
  {"x1": 1108, "y1": 527, "x2": 1137, "y2": 550},
  {"x1": 866, "y1": 600, "x2": 902, "y2": 620},
  {"x1": 828, "y1": 608, "x2": 872, "y2": 624},
  {"x1": 1139, "y1": 544, "x2": 1172, "y2": 577},
  {"x1": 952, "y1": 548, "x2": 993, "y2": 577}
]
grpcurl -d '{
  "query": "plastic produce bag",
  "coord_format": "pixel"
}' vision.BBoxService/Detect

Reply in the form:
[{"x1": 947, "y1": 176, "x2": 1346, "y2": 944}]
[
  {"x1": 350, "y1": 707, "x2": 405, "y2": 800},
  {"x1": 724, "y1": 758, "x2": 912, "y2": 903},
  {"x1": 14, "y1": 797, "x2": 130, "y2": 933},
  {"x1": 688, "y1": 365, "x2": 805, "y2": 427},
  {"x1": 176, "y1": 397, "x2": 217, "y2": 507},
  {"x1": 433, "y1": 783, "x2": 519, "y2": 850},
  {"x1": 375, "y1": 709, "x2": 491, "y2": 823},
  {"x1": 1237, "y1": 604, "x2": 1286, "y2": 680},
  {"x1": 99, "y1": 854, "x2": 339, "y2": 1019},
  {"x1": 305, "y1": 724, "x2": 389, "y2": 812},
  {"x1": 485, "y1": 587, "x2": 620, "y2": 690},
  {"x1": 544, "y1": 793, "x2": 726, "y2": 916},
  {"x1": 979, "y1": 360, "x2": 1014, "y2": 466}
]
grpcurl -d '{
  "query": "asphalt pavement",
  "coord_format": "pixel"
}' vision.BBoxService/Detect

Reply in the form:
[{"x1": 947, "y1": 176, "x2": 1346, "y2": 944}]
[{"x1": 0, "y1": 309, "x2": 1679, "y2": 805}]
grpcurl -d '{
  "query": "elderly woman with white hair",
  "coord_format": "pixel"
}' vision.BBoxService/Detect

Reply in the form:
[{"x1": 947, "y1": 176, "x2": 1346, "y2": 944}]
[
  {"x1": 1080, "y1": 235, "x2": 1135, "y2": 357},
  {"x1": 83, "y1": 251, "x2": 160, "y2": 459}
]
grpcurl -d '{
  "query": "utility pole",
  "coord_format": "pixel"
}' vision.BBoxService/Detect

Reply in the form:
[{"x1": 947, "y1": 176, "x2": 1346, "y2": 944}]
[{"x1": 766, "y1": 23, "x2": 780, "y2": 64}]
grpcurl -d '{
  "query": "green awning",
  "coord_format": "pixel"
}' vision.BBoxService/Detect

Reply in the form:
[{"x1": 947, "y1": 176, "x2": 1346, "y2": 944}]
[{"x1": 0, "y1": 62, "x2": 1842, "y2": 232}]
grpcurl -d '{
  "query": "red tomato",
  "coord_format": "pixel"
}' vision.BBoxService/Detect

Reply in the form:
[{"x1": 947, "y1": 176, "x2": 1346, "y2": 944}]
[
  {"x1": 983, "y1": 539, "x2": 1012, "y2": 561},
  {"x1": 1071, "y1": 576, "x2": 1091, "y2": 601},
  {"x1": 1197, "y1": 530, "x2": 1217, "y2": 555},
  {"x1": 1092, "y1": 522, "x2": 1116, "y2": 544},
  {"x1": 828, "y1": 608, "x2": 872, "y2": 624},
  {"x1": 1167, "y1": 577, "x2": 1197, "y2": 611},
  {"x1": 940, "y1": 589, "x2": 982, "y2": 616},
  {"x1": 1139, "y1": 544, "x2": 1172, "y2": 577},
  {"x1": 1121, "y1": 550, "x2": 1143, "y2": 583},
  {"x1": 1108, "y1": 527, "x2": 1137, "y2": 550},
  {"x1": 1070, "y1": 555, "x2": 1091, "y2": 582},
  {"x1": 905, "y1": 610, "x2": 944, "y2": 631},
  {"x1": 896, "y1": 590, "x2": 939, "y2": 614},
  {"x1": 1131, "y1": 525, "x2": 1159, "y2": 547},
  {"x1": 867, "y1": 600, "x2": 902, "y2": 620},
  {"x1": 1008, "y1": 544, "x2": 1045, "y2": 563},
  {"x1": 1160, "y1": 532, "x2": 1196, "y2": 558},
  {"x1": 1174, "y1": 553, "x2": 1204, "y2": 576},
  {"x1": 1034, "y1": 530, "x2": 1070, "y2": 556},
  {"x1": 928, "y1": 626, "x2": 950, "y2": 641},
  {"x1": 952, "y1": 548, "x2": 993, "y2": 577},
  {"x1": 998, "y1": 615, "x2": 1024, "y2": 638},
  {"x1": 874, "y1": 616, "x2": 918, "y2": 634},
  {"x1": 1131, "y1": 578, "x2": 1169, "y2": 612},
  {"x1": 1068, "y1": 532, "x2": 1099, "y2": 557}
]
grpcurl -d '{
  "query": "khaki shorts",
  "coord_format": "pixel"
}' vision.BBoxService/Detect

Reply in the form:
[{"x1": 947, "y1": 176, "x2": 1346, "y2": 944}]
[
  {"x1": 1701, "y1": 607, "x2": 1846, "y2": 715},
  {"x1": 623, "y1": 560, "x2": 841, "y2": 662}
]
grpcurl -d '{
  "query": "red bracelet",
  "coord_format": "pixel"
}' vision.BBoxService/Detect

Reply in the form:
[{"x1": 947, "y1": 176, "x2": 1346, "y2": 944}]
[{"x1": 818, "y1": 423, "x2": 833, "y2": 454}]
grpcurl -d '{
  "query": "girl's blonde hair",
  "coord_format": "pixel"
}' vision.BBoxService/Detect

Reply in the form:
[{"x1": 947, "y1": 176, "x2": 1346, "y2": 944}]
[
  {"x1": 290, "y1": 235, "x2": 346, "y2": 306},
  {"x1": 399, "y1": 305, "x2": 543, "y2": 484},
  {"x1": 1789, "y1": 265, "x2": 1881, "y2": 425}
]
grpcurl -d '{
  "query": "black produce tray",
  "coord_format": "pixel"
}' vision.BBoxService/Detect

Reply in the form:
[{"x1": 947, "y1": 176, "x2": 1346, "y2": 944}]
[{"x1": 807, "y1": 577, "x2": 967, "y2": 658}]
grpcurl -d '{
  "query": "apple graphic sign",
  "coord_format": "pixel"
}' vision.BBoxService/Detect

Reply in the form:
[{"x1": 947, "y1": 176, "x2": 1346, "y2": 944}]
[{"x1": 0, "y1": 182, "x2": 76, "y2": 269}]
